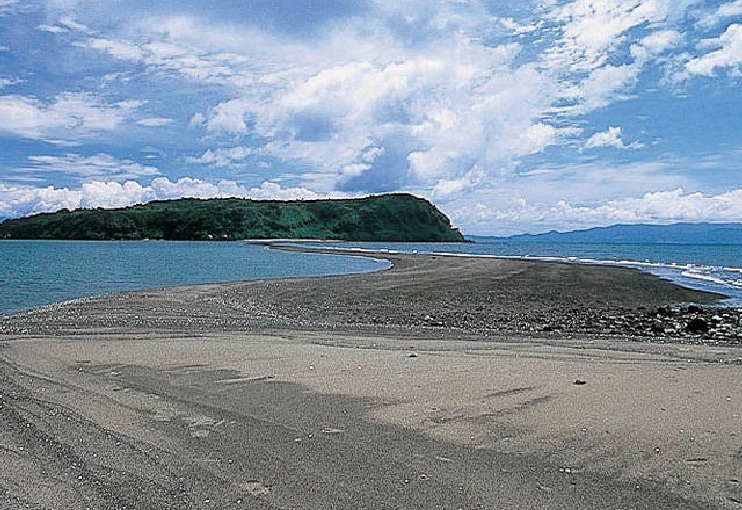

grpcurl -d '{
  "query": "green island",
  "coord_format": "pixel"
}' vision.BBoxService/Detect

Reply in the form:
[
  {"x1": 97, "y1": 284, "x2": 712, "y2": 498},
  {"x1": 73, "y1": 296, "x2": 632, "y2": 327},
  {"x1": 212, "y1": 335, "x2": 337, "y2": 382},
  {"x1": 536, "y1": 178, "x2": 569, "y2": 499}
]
[{"x1": 0, "y1": 193, "x2": 464, "y2": 242}]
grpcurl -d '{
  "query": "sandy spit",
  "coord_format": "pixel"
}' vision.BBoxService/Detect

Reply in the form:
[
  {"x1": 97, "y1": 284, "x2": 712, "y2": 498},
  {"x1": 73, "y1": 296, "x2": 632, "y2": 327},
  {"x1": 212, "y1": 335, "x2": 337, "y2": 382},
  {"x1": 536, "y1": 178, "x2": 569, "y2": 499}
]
[{"x1": 1, "y1": 254, "x2": 741, "y2": 509}]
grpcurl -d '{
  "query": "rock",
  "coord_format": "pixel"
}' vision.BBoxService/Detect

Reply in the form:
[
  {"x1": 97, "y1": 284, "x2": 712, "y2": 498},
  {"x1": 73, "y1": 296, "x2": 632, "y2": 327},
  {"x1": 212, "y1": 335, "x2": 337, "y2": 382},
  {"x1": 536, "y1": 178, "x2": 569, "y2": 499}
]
[
  {"x1": 651, "y1": 320, "x2": 667, "y2": 334},
  {"x1": 244, "y1": 481, "x2": 271, "y2": 496},
  {"x1": 686, "y1": 318, "x2": 710, "y2": 334},
  {"x1": 657, "y1": 306, "x2": 673, "y2": 317}
]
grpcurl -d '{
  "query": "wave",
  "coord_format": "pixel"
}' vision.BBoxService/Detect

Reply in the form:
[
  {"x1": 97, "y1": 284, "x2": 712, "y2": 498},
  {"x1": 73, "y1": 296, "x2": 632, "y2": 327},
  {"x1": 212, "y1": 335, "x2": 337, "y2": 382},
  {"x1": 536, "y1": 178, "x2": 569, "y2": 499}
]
[{"x1": 468, "y1": 254, "x2": 742, "y2": 306}]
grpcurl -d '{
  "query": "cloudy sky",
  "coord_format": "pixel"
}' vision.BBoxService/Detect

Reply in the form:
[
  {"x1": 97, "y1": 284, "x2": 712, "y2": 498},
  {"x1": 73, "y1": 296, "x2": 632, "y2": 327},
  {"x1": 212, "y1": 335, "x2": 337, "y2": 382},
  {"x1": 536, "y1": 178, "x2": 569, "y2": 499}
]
[{"x1": 0, "y1": 0, "x2": 740, "y2": 234}]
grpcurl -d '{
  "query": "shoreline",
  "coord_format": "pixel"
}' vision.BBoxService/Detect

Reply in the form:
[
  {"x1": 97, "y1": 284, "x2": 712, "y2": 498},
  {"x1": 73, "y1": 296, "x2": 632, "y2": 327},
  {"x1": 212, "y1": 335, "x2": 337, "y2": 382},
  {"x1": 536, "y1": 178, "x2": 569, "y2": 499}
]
[
  {"x1": 4, "y1": 252, "x2": 739, "y2": 342},
  {"x1": 268, "y1": 240, "x2": 742, "y2": 307},
  {"x1": 2, "y1": 254, "x2": 742, "y2": 509},
  {"x1": 4, "y1": 238, "x2": 741, "y2": 318}
]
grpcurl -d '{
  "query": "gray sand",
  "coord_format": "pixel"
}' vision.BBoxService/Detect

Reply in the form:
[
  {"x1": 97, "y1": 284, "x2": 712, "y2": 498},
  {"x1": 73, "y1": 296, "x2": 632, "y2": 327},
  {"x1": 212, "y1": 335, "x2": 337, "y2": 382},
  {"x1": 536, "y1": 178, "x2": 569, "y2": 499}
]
[{"x1": 1, "y1": 255, "x2": 741, "y2": 509}]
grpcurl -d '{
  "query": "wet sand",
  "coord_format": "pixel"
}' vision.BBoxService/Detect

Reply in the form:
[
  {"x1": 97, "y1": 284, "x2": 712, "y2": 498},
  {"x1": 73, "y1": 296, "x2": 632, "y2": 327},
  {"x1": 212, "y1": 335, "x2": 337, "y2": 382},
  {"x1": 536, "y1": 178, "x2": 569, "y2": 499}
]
[{"x1": 1, "y1": 255, "x2": 741, "y2": 509}]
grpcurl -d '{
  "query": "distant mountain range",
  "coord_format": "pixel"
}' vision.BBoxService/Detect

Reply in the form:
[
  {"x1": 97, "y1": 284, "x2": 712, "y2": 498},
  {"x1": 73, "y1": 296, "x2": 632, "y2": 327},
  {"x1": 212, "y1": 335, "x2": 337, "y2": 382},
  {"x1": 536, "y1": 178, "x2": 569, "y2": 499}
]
[{"x1": 473, "y1": 223, "x2": 742, "y2": 244}]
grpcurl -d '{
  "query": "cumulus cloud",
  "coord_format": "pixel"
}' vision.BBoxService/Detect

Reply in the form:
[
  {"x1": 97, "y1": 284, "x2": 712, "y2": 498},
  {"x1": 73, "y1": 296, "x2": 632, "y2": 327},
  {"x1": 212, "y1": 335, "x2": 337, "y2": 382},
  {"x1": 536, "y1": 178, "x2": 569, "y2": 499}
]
[
  {"x1": 1, "y1": 0, "x2": 741, "y2": 233},
  {"x1": 448, "y1": 188, "x2": 742, "y2": 235},
  {"x1": 584, "y1": 127, "x2": 643, "y2": 150},
  {"x1": 431, "y1": 167, "x2": 486, "y2": 198},
  {"x1": 70, "y1": 1, "x2": 719, "y2": 199},
  {"x1": 638, "y1": 29, "x2": 682, "y2": 54},
  {"x1": 697, "y1": 0, "x2": 742, "y2": 28},
  {"x1": 80, "y1": 9, "x2": 566, "y2": 192},
  {"x1": 198, "y1": 97, "x2": 253, "y2": 135},
  {"x1": 685, "y1": 24, "x2": 742, "y2": 77},
  {"x1": 0, "y1": 178, "x2": 336, "y2": 219}
]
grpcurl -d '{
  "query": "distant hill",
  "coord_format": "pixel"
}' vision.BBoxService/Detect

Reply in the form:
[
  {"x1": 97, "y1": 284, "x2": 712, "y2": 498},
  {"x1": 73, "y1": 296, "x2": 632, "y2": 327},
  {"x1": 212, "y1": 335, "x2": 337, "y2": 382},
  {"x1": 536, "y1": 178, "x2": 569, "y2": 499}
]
[
  {"x1": 474, "y1": 223, "x2": 742, "y2": 244},
  {"x1": 0, "y1": 193, "x2": 464, "y2": 242}
]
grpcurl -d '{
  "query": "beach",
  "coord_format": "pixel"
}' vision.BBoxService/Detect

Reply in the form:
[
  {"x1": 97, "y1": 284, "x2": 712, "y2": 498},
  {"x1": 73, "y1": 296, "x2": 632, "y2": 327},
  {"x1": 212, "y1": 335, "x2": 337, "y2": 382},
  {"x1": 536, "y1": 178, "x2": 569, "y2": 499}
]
[{"x1": 1, "y1": 254, "x2": 741, "y2": 509}]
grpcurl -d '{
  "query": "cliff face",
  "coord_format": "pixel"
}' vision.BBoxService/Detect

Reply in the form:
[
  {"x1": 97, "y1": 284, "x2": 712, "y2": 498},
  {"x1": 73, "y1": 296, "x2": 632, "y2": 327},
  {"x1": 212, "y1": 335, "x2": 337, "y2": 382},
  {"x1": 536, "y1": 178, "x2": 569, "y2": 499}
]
[{"x1": 0, "y1": 193, "x2": 464, "y2": 242}]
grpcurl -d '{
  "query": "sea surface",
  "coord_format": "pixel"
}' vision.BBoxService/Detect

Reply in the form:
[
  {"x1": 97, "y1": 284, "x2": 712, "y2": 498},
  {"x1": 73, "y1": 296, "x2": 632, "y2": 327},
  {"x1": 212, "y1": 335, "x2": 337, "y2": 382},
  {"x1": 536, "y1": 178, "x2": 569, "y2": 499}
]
[
  {"x1": 2, "y1": 238, "x2": 741, "y2": 315},
  {"x1": 0, "y1": 240, "x2": 390, "y2": 315}
]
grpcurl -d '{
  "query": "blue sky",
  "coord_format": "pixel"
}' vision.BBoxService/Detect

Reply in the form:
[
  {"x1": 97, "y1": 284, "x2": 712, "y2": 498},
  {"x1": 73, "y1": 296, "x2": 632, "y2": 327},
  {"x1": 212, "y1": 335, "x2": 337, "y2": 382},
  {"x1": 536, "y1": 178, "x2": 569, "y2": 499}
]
[{"x1": 0, "y1": 0, "x2": 741, "y2": 234}]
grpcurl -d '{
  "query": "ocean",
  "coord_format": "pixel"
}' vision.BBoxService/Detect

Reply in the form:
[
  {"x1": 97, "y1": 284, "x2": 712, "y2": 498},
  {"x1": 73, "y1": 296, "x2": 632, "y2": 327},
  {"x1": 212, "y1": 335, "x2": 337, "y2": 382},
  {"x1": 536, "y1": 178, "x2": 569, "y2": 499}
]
[
  {"x1": 0, "y1": 240, "x2": 390, "y2": 315},
  {"x1": 1, "y1": 239, "x2": 741, "y2": 315}
]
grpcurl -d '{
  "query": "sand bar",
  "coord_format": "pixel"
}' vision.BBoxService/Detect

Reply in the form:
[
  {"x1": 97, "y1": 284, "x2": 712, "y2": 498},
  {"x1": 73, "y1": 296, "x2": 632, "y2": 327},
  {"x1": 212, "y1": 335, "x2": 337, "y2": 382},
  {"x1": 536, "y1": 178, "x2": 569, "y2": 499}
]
[{"x1": 1, "y1": 255, "x2": 741, "y2": 509}]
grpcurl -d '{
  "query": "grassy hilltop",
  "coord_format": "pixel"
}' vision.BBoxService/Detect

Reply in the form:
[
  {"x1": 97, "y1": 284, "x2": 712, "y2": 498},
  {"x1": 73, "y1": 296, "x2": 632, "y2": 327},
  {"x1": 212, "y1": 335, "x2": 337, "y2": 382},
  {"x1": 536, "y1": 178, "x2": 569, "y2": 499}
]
[{"x1": 0, "y1": 193, "x2": 464, "y2": 242}]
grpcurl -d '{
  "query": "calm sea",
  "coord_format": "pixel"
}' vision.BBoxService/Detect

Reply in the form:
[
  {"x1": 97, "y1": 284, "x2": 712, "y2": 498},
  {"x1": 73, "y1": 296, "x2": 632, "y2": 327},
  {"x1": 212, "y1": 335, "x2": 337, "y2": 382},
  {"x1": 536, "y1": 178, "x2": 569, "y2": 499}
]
[
  {"x1": 0, "y1": 240, "x2": 390, "y2": 315},
  {"x1": 2, "y1": 239, "x2": 741, "y2": 315}
]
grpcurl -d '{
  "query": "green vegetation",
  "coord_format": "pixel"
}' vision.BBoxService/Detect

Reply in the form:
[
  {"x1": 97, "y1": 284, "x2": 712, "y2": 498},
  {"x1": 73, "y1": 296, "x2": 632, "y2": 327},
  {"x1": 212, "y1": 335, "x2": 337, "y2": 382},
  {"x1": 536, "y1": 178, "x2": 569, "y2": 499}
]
[{"x1": 0, "y1": 193, "x2": 464, "y2": 242}]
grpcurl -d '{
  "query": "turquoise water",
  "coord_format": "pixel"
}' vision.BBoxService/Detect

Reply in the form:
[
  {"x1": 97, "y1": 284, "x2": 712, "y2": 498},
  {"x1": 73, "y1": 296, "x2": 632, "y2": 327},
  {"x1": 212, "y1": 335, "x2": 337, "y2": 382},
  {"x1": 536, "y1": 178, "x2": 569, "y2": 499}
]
[
  {"x1": 2, "y1": 239, "x2": 742, "y2": 315},
  {"x1": 0, "y1": 240, "x2": 390, "y2": 315}
]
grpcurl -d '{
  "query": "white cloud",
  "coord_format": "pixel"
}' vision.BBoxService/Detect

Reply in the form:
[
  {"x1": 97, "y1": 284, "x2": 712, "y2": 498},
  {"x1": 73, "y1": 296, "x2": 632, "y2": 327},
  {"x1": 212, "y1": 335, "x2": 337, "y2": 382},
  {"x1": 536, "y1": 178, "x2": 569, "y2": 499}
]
[
  {"x1": 0, "y1": 178, "x2": 337, "y2": 219},
  {"x1": 540, "y1": 1, "x2": 693, "y2": 116},
  {"x1": 239, "y1": 181, "x2": 328, "y2": 201},
  {"x1": 543, "y1": 0, "x2": 673, "y2": 73},
  {"x1": 638, "y1": 29, "x2": 682, "y2": 54},
  {"x1": 510, "y1": 123, "x2": 559, "y2": 155},
  {"x1": 685, "y1": 23, "x2": 742, "y2": 77},
  {"x1": 0, "y1": 183, "x2": 83, "y2": 218},
  {"x1": 136, "y1": 117, "x2": 173, "y2": 127},
  {"x1": 0, "y1": 76, "x2": 22, "y2": 89},
  {"x1": 58, "y1": 16, "x2": 90, "y2": 32},
  {"x1": 200, "y1": 97, "x2": 252, "y2": 135},
  {"x1": 447, "y1": 188, "x2": 742, "y2": 235},
  {"x1": 717, "y1": 0, "x2": 742, "y2": 17},
  {"x1": 0, "y1": 92, "x2": 140, "y2": 141},
  {"x1": 82, "y1": 27, "x2": 253, "y2": 87},
  {"x1": 62, "y1": 2, "x2": 704, "y2": 200},
  {"x1": 186, "y1": 146, "x2": 253, "y2": 167},
  {"x1": 497, "y1": 16, "x2": 539, "y2": 36},
  {"x1": 82, "y1": 12, "x2": 562, "y2": 191},
  {"x1": 698, "y1": 0, "x2": 742, "y2": 28},
  {"x1": 585, "y1": 126, "x2": 643, "y2": 150},
  {"x1": 82, "y1": 38, "x2": 144, "y2": 61},
  {"x1": 36, "y1": 15, "x2": 92, "y2": 33},
  {"x1": 36, "y1": 23, "x2": 67, "y2": 33},
  {"x1": 3, "y1": 0, "x2": 741, "y2": 234},
  {"x1": 24, "y1": 153, "x2": 160, "y2": 181},
  {"x1": 431, "y1": 167, "x2": 486, "y2": 198},
  {"x1": 76, "y1": 180, "x2": 155, "y2": 209}
]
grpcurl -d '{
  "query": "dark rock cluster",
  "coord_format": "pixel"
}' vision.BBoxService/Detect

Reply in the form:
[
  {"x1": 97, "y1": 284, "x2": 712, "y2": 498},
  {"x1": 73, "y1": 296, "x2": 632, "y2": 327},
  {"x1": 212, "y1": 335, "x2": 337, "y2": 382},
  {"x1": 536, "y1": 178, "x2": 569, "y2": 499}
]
[{"x1": 492, "y1": 305, "x2": 742, "y2": 343}]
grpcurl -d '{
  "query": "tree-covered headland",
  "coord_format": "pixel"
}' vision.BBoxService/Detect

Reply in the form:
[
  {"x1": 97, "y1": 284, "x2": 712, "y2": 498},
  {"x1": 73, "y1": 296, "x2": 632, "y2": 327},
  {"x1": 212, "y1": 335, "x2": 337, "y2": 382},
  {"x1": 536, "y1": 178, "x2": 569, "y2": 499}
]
[{"x1": 0, "y1": 193, "x2": 464, "y2": 242}]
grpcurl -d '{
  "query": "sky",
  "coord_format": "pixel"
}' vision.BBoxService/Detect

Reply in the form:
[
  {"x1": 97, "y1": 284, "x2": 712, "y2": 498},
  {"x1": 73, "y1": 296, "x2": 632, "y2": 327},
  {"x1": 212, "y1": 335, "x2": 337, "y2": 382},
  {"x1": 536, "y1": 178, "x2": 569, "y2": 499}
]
[{"x1": 0, "y1": 0, "x2": 741, "y2": 235}]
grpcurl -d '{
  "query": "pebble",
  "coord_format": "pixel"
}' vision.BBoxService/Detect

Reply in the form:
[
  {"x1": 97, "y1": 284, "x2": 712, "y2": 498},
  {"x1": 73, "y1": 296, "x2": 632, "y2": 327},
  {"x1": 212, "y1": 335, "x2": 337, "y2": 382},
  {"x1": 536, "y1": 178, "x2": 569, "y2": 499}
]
[{"x1": 2, "y1": 278, "x2": 740, "y2": 346}]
